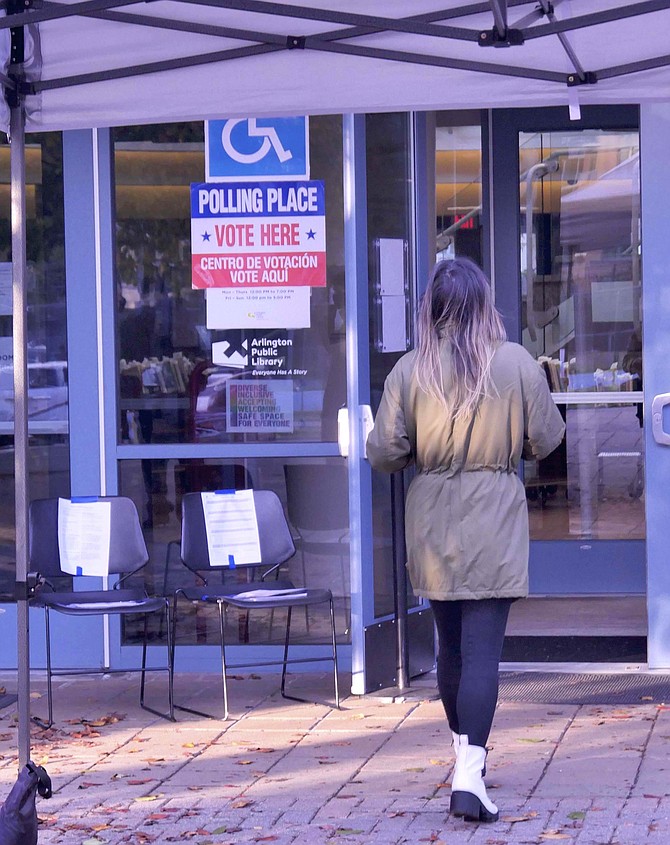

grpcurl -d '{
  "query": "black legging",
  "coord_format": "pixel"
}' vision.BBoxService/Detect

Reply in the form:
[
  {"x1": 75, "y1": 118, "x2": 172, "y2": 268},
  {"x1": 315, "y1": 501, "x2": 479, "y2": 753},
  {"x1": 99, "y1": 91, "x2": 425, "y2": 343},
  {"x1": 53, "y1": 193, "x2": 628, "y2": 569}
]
[{"x1": 429, "y1": 598, "x2": 513, "y2": 748}]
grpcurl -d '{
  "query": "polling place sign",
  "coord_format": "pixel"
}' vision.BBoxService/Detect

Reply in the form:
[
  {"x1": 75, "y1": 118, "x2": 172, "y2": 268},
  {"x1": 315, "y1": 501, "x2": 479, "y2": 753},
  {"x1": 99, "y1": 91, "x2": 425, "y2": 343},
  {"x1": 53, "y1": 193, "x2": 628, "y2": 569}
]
[{"x1": 191, "y1": 180, "x2": 326, "y2": 289}]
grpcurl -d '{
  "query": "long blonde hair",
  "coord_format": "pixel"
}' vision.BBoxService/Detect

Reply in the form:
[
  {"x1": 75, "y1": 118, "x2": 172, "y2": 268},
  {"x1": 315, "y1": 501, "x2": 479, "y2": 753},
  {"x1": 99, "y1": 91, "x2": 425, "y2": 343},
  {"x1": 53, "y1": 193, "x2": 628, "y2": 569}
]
[{"x1": 414, "y1": 258, "x2": 506, "y2": 420}]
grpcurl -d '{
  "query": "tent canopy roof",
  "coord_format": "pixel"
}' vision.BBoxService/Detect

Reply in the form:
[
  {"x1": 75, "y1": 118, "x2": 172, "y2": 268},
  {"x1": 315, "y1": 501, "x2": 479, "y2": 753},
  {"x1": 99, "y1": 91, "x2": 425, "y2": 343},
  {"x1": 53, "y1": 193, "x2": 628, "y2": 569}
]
[{"x1": 2, "y1": 0, "x2": 669, "y2": 132}]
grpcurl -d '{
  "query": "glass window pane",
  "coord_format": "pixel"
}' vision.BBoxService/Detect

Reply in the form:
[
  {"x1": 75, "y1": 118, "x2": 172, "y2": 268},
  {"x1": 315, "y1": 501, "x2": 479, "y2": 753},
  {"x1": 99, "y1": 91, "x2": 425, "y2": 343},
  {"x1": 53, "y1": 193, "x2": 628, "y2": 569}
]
[
  {"x1": 0, "y1": 134, "x2": 70, "y2": 597},
  {"x1": 118, "y1": 456, "x2": 350, "y2": 645},
  {"x1": 518, "y1": 128, "x2": 642, "y2": 541},
  {"x1": 114, "y1": 118, "x2": 345, "y2": 445},
  {"x1": 435, "y1": 113, "x2": 483, "y2": 264},
  {"x1": 366, "y1": 113, "x2": 417, "y2": 618},
  {"x1": 526, "y1": 402, "x2": 644, "y2": 541}
]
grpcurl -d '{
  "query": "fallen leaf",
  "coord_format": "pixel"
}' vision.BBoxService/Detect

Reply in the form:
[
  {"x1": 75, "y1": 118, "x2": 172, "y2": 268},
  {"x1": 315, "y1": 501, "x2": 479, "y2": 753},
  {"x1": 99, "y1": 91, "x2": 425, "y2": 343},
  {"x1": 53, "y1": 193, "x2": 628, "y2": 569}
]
[
  {"x1": 567, "y1": 811, "x2": 586, "y2": 820},
  {"x1": 517, "y1": 737, "x2": 545, "y2": 743},
  {"x1": 540, "y1": 832, "x2": 570, "y2": 840},
  {"x1": 429, "y1": 759, "x2": 448, "y2": 766},
  {"x1": 135, "y1": 794, "x2": 163, "y2": 802},
  {"x1": 503, "y1": 812, "x2": 538, "y2": 823},
  {"x1": 232, "y1": 799, "x2": 253, "y2": 808},
  {"x1": 128, "y1": 779, "x2": 154, "y2": 785}
]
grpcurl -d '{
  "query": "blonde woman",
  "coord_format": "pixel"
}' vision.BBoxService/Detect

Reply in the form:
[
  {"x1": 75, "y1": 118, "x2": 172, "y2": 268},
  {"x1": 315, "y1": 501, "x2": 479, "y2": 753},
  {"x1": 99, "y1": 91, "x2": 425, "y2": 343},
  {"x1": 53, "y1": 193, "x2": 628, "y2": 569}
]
[{"x1": 367, "y1": 258, "x2": 565, "y2": 823}]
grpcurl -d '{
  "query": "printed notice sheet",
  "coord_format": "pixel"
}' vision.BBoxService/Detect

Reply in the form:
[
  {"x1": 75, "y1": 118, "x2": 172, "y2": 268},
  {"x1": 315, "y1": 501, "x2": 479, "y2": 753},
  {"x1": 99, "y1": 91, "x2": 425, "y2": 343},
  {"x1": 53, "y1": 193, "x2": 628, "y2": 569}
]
[
  {"x1": 201, "y1": 490, "x2": 261, "y2": 567},
  {"x1": 57, "y1": 499, "x2": 111, "y2": 576}
]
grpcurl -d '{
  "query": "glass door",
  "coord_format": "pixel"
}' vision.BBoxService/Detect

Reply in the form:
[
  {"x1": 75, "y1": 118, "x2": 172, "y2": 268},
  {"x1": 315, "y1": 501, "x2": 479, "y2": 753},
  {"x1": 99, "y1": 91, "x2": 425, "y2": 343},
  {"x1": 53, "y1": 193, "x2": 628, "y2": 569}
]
[
  {"x1": 491, "y1": 106, "x2": 645, "y2": 655},
  {"x1": 519, "y1": 127, "x2": 644, "y2": 586}
]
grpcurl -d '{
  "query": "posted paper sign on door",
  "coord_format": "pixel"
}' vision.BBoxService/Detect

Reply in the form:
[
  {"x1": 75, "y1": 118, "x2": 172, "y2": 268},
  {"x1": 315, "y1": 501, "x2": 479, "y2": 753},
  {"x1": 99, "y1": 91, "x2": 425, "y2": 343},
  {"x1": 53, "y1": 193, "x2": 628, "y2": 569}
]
[{"x1": 191, "y1": 181, "x2": 326, "y2": 289}]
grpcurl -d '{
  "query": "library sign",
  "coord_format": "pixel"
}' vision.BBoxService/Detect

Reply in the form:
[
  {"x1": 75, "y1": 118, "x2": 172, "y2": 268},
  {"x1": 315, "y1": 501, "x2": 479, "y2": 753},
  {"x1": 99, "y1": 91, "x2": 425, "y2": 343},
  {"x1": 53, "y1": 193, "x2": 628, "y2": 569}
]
[{"x1": 190, "y1": 181, "x2": 326, "y2": 289}]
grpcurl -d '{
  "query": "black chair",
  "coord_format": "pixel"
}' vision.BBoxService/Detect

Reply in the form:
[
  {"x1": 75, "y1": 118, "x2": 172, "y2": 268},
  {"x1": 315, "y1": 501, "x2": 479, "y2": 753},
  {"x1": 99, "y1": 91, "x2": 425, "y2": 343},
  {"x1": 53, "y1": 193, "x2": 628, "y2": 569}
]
[
  {"x1": 162, "y1": 462, "x2": 254, "y2": 598},
  {"x1": 172, "y1": 490, "x2": 340, "y2": 719},
  {"x1": 29, "y1": 496, "x2": 174, "y2": 728}
]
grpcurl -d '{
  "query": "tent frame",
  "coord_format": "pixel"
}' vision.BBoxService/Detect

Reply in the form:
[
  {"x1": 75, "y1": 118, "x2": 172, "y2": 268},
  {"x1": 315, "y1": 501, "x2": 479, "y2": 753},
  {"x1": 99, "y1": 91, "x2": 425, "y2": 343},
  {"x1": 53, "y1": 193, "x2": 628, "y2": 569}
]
[{"x1": 3, "y1": 0, "x2": 670, "y2": 102}]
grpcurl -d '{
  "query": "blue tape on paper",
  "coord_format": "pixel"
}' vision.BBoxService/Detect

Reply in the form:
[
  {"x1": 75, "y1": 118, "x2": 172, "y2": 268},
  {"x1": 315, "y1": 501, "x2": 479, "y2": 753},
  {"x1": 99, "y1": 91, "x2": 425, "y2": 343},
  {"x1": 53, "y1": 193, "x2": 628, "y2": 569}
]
[
  {"x1": 76, "y1": 566, "x2": 83, "y2": 576},
  {"x1": 215, "y1": 489, "x2": 236, "y2": 495},
  {"x1": 228, "y1": 555, "x2": 236, "y2": 569},
  {"x1": 71, "y1": 496, "x2": 98, "y2": 503}
]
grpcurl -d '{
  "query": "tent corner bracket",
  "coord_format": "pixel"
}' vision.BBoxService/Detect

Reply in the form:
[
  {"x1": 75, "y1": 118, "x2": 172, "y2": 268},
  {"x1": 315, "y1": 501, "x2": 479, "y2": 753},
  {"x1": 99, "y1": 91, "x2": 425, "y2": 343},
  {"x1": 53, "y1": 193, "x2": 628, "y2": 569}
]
[
  {"x1": 286, "y1": 35, "x2": 306, "y2": 50},
  {"x1": 478, "y1": 28, "x2": 524, "y2": 47},
  {"x1": 567, "y1": 71, "x2": 597, "y2": 86}
]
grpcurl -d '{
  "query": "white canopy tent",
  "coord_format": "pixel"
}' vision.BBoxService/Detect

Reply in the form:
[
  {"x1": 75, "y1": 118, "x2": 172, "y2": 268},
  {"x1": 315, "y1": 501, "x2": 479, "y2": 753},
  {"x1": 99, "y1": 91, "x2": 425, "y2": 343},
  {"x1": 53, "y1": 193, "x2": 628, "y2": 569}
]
[{"x1": 2, "y1": 0, "x2": 670, "y2": 768}]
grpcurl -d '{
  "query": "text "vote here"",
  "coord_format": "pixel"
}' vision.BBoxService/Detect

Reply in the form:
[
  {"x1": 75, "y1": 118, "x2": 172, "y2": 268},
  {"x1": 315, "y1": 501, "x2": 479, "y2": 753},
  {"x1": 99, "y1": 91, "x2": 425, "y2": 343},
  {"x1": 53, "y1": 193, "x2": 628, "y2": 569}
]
[{"x1": 215, "y1": 222, "x2": 300, "y2": 247}]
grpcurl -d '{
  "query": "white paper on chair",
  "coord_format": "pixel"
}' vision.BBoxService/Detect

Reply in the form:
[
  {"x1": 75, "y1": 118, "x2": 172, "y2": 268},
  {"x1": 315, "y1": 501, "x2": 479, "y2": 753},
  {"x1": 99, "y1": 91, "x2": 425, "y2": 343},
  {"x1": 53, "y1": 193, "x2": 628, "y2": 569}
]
[
  {"x1": 201, "y1": 489, "x2": 261, "y2": 567},
  {"x1": 232, "y1": 588, "x2": 308, "y2": 601},
  {"x1": 57, "y1": 499, "x2": 111, "y2": 576}
]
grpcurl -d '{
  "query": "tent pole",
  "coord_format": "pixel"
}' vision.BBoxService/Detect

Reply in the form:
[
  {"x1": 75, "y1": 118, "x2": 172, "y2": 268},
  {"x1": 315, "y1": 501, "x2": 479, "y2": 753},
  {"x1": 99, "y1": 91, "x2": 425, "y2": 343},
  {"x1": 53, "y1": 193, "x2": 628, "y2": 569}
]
[{"x1": 10, "y1": 100, "x2": 31, "y2": 769}]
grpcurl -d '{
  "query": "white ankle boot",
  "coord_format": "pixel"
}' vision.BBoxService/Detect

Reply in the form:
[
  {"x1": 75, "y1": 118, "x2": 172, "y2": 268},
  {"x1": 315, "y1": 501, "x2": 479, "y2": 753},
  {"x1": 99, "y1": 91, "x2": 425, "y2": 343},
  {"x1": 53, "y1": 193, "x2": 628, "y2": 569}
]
[
  {"x1": 452, "y1": 730, "x2": 486, "y2": 776},
  {"x1": 450, "y1": 734, "x2": 499, "y2": 823}
]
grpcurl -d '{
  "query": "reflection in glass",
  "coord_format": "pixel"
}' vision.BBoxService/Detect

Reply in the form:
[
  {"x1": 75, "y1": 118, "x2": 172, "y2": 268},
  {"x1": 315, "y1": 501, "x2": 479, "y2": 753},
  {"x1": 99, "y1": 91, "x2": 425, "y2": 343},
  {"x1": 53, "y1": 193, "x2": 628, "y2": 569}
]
[
  {"x1": 520, "y1": 129, "x2": 641, "y2": 391},
  {"x1": 526, "y1": 403, "x2": 644, "y2": 541},
  {"x1": 118, "y1": 457, "x2": 350, "y2": 645},
  {"x1": 114, "y1": 119, "x2": 345, "y2": 445},
  {"x1": 0, "y1": 133, "x2": 70, "y2": 597},
  {"x1": 367, "y1": 113, "x2": 417, "y2": 618},
  {"x1": 519, "y1": 128, "x2": 643, "y2": 542},
  {"x1": 435, "y1": 115, "x2": 483, "y2": 264}
]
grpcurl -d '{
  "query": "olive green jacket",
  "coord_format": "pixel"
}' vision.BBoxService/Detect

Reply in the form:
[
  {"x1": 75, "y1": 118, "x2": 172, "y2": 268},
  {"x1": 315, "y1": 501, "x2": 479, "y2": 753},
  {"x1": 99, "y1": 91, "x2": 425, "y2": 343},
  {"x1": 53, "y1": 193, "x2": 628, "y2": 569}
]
[{"x1": 366, "y1": 341, "x2": 566, "y2": 601}]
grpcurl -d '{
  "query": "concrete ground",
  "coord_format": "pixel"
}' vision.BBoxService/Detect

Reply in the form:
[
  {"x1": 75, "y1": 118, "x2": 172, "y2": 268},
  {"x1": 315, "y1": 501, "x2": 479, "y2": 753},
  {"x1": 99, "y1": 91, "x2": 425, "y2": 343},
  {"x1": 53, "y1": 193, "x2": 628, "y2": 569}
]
[{"x1": 0, "y1": 670, "x2": 668, "y2": 844}]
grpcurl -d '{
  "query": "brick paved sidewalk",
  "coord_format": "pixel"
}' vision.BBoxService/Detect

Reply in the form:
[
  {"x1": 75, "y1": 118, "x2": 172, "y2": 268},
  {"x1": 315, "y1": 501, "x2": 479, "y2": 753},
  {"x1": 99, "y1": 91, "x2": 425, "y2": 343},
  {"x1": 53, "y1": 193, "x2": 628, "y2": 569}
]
[{"x1": 0, "y1": 671, "x2": 668, "y2": 844}]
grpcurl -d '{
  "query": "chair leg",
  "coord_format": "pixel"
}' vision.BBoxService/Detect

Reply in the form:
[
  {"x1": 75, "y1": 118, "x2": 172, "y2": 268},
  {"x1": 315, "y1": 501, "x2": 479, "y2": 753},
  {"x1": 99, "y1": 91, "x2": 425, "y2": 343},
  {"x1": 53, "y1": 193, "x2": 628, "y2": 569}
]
[
  {"x1": 139, "y1": 613, "x2": 149, "y2": 705},
  {"x1": 219, "y1": 600, "x2": 230, "y2": 720},
  {"x1": 280, "y1": 606, "x2": 293, "y2": 699},
  {"x1": 329, "y1": 596, "x2": 341, "y2": 710},
  {"x1": 33, "y1": 607, "x2": 54, "y2": 730},
  {"x1": 171, "y1": 593, "x2": 217, "y2": 720},
  {"x1": 139, "y1": 603, "x2": 176, "y2": 721},
  {"x1": 165, "y1": 601, "x2": 175, "y2": 721}
]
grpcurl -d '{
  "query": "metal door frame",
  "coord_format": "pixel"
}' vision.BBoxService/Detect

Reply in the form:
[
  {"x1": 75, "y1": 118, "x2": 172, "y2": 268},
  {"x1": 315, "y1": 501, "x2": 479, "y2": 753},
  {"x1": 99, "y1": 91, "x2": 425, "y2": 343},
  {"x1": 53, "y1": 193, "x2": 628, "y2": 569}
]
[{"x1": 488, "y1": 105, "x2": 645, "y2": 597}]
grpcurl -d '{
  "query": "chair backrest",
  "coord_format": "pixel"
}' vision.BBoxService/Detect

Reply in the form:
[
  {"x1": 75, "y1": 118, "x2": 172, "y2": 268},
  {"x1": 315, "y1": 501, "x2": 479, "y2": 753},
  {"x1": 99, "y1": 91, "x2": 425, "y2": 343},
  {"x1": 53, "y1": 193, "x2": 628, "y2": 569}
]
[
  {"x1": 181, "y1": 490, "x2": 295, "y2": 573},
  {"x1": 174, "y1": 462, "x2": 253, "y2": 519},
  {"x1": 284, "y1": 463, "x2": 349, "y2": 532},
  {"x1": 29, "y1": 497, "x2": 149, "y2": 578}
]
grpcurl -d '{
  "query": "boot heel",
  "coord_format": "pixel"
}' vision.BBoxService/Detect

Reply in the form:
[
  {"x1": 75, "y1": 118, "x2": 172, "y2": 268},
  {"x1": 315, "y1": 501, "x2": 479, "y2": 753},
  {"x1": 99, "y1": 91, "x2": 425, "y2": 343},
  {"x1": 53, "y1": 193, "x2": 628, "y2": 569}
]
[{"x1": 450, "y1": 790, "x2": 499, "y2": 823}]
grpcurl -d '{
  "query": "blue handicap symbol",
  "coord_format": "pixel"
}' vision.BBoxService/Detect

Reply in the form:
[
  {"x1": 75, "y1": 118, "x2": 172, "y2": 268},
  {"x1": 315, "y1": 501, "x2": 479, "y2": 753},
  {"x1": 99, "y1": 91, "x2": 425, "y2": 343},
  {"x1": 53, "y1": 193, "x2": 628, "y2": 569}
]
[{"x1": 207, "y1": 117, "x2": 309, "y2": 180}]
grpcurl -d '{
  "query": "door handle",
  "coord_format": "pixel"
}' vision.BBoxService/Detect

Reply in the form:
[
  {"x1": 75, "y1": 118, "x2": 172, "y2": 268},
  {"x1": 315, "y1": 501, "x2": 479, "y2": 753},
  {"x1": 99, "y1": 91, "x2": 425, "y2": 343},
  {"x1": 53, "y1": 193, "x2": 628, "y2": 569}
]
[
  {"x1": 337, "y1": 405, "x2": 375, "y2": 458},
  {"x1": 652, "y1": 393, "x2": 670, "y2": 445}
]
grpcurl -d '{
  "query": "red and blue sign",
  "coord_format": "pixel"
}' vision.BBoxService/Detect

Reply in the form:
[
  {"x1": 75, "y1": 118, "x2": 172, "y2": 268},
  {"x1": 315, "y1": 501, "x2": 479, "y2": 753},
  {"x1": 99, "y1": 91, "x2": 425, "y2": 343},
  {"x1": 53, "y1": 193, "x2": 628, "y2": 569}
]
[{"x1": 191, "y1": 180, "x2": 326, "y2": 289}]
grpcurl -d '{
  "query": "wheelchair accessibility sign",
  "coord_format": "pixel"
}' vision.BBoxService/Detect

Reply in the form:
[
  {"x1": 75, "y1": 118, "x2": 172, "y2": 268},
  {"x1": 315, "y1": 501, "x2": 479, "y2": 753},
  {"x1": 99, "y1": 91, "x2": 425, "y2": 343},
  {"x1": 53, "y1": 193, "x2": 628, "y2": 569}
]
[{"x1": 206, "y1": 117, "x2": 309, "y2": 182}]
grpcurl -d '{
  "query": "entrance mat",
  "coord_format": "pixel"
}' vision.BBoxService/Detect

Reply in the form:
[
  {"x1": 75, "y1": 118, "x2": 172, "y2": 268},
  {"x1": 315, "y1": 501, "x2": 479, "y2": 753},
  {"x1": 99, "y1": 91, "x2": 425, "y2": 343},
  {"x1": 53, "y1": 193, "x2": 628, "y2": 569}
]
[
  {"x1": 0, "y1": 693, "x2": 17, "y2": 710},
  {"x1": 499, "y1": 672, "x2": 670, "y2": 705},
  {"x1": 502, "y1": 636, "x2": 647, "y2": 663}
]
